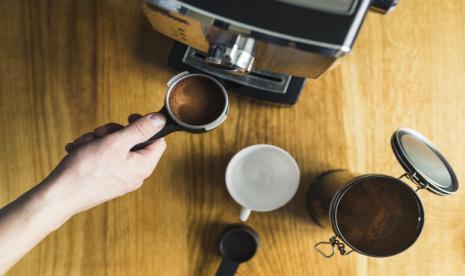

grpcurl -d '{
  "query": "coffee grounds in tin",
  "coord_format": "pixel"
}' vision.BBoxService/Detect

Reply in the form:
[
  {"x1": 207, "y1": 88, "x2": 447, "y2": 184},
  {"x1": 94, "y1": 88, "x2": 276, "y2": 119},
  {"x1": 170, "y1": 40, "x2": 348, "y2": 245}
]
[{"x1": 335, "y1": 176, "x2": 423, "y2": 256}]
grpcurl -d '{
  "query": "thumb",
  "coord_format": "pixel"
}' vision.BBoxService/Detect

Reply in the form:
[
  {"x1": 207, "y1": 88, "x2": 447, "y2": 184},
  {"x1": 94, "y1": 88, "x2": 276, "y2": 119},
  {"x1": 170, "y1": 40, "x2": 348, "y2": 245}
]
[{"x1": 119, "y1": 113, "x2": 166, "y2": 147}]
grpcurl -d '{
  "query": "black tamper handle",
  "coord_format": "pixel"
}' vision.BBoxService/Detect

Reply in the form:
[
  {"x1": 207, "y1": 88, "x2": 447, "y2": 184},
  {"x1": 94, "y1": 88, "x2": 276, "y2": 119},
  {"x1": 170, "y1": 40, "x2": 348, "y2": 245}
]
[
  {"x1": 216, "y1": 258, "x2": 239, "y2": 276},
  {"x1": 130, "y1": 106, "x2": 180, "y2": 151}
]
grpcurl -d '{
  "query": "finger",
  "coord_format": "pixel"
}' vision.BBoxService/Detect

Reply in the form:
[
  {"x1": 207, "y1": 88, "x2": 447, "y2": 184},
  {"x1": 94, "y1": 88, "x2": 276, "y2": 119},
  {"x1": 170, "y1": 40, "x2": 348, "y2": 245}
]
[
  {"x1": 118, "y1": 113, "x2": 166, "y2": 148},
  {"x1": 72, "y1": 132, "x2": 96, "y2": 148},
  {"x1": 93, "y1": 123, "x2": 124, "y2": 138},
  {"x1": 65, "y1": 143, "x2": 75, "y2": 153},
  {"x1": 128, "y1": 113, "x2": 143, "y2": 124},
  {"x1": 65, "y1": 132, "x2": 95, "y2": 153},
  {"x1": 133, "y1": 137, "x2": 167, "y2": 158},
  {"x1": 130, "y1": 138, "x2": 167, "y2": 170}
]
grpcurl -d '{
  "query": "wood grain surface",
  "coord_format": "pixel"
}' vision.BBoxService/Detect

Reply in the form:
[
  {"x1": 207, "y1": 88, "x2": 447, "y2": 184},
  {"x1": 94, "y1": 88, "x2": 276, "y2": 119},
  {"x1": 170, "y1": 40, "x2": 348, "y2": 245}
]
[{"x1": 1, "y1": 0, "x2": 464, "y2": 275}]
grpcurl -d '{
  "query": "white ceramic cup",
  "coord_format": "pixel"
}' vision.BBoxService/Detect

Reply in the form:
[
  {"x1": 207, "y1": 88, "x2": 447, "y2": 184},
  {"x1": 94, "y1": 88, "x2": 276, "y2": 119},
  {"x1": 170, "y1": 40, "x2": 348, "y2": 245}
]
[{"x1": 225, "y1": 144, "x2": 300, "y2": 221}]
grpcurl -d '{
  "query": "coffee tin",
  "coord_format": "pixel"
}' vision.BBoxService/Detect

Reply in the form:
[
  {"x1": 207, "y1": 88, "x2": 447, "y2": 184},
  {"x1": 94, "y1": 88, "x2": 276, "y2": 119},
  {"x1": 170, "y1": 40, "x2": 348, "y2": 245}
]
[{"x1": 307, "y1": 128, "x2": 458, "y2": 258}]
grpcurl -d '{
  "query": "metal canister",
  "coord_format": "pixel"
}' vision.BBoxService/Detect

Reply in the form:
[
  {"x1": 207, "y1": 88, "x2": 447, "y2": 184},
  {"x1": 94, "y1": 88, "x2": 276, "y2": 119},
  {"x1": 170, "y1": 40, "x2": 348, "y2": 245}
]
[
  {"x1": 308, "y1": 170, "x2": 424, "y2": 257},
  {"x1": 307, "y1": 128, "x2": 459, "y2": 258}
]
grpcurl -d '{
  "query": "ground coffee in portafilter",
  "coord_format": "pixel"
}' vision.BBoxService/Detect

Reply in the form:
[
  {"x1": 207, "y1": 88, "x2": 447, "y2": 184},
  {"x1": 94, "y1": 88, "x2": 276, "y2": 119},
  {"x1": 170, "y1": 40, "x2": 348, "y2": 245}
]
[
  {"x1": 168, "y1": 76, "x2": 225, "y2": 126},
  {"x1": 335, "y1": 176, "x2": 423, "y2": 256}
]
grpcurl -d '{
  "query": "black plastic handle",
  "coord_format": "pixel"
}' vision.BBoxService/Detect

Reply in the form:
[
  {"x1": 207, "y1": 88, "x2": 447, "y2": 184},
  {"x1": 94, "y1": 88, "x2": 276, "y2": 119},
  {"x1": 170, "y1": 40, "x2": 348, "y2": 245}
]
[
  {"x1": 216, "y1": 258, "x2": 239, "y2": 276},
  {"x1": 130, "y1": 106, "x2": 181, "y2": 151}
]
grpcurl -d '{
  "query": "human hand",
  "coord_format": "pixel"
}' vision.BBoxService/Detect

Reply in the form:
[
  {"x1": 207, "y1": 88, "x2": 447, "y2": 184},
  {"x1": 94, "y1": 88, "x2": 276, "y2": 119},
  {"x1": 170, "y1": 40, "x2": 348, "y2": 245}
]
[
  {"x1": 51, "y1": 113, "x2": 167, "y2": 216},
  {"x1": 0, "y1": 113, "x2": 167, "y2": 273}
]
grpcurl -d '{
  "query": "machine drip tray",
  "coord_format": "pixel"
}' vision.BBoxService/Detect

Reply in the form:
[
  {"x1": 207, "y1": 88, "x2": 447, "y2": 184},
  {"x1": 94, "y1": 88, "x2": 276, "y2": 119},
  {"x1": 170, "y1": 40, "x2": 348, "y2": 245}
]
[{"x1": 168, "y1": 42, "x2": 306, "y2": 105}]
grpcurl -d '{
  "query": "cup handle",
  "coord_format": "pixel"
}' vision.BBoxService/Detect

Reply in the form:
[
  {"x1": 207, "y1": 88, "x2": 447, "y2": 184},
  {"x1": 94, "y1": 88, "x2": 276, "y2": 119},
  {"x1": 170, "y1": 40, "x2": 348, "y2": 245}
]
[
  {"x1": 130, "y1": 106, "x2": 181, "y2": 151},
  {"x1": 239, "y1": 208, "x2": 251, "y2": 222}
]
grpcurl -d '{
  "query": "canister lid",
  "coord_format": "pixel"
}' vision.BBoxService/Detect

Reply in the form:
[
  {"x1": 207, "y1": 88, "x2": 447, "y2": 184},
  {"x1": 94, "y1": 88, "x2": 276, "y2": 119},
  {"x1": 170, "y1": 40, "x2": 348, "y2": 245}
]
[{"x1": 391, "y1": 128, "x2": 459, "y2": 195}]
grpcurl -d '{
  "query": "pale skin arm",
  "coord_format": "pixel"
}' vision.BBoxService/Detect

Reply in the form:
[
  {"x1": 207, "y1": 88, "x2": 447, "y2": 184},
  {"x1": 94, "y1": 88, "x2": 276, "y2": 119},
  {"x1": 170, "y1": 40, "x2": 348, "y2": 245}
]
[{"x1": 0, "y1": 113, "x2": 166, "y2": 274}]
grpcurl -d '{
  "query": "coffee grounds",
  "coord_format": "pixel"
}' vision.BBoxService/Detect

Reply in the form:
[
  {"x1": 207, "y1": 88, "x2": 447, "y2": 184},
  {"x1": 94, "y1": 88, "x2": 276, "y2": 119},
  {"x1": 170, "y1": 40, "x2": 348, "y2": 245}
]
[
  {"x1": 335, "y1": 176, "x2": 423, "y2": 256},
  {"x1": 169, "y1": 76, "x2": 225, "y2": 126}
]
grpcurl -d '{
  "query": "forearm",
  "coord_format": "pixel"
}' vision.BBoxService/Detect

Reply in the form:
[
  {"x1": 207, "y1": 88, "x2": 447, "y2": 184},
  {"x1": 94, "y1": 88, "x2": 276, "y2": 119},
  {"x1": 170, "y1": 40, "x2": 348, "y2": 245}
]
[
  {"x1": 0, "y1": 113, "x2": 166, "y2": 274},
  {"x1": 0, "y1": 174, "x2": 73, "y2": 274}
]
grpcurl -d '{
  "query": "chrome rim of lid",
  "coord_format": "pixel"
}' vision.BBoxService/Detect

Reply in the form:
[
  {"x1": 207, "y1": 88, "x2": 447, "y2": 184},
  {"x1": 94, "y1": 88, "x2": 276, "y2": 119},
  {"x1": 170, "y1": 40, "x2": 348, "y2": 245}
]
[{"x1": 391, "y1": 128, "x2": 459, "y2": 195}]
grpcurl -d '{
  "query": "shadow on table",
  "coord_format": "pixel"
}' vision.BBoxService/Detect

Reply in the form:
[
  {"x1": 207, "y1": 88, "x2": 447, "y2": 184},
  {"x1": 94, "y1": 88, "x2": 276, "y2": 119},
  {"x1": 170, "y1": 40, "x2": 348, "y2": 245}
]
[
  {"x1": 132, "y1": 14, "x2": 175, "y2": 72},
  {"x1": 163, "y1": 147, "x2": 242, "y2": 274},
  {"x1": 185, "y1": 168, "x2": 331, "y2": 275},
  {"x1": 259, "y1": 167, "x2": 329, "y2": 230},
  {"x1": 192, "y1": 220, "x2": 231, "y2": 275},
  {"x1": 166, "y1": 147, "x2": 234, "y2": 206}
]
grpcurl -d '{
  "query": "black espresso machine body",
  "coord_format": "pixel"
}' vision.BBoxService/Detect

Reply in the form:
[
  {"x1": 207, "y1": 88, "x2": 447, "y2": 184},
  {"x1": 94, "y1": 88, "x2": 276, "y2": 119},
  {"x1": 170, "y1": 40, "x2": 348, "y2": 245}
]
[{"x1": 144, "y1": 0, "x2": 398, "y2": 104}]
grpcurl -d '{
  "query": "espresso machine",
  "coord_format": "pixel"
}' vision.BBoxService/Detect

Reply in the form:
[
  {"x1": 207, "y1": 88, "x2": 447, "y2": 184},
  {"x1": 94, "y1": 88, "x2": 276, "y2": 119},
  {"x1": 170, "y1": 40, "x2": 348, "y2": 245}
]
[{"x1": 143, "y1": 0, "x2": 399, "y2": 104}]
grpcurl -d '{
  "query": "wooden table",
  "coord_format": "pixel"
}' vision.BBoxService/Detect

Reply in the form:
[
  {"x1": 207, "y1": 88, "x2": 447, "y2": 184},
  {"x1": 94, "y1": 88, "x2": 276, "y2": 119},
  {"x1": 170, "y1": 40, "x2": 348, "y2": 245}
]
[{"x1": 1, "y1": 0, "x2": 464, "y2": 275}]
